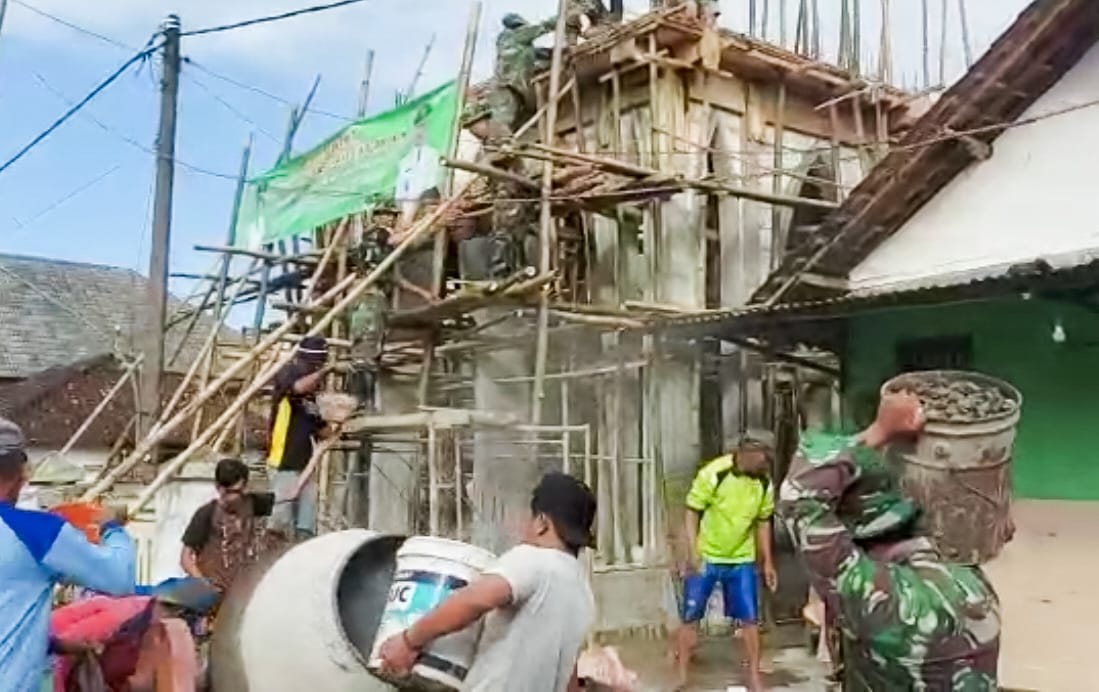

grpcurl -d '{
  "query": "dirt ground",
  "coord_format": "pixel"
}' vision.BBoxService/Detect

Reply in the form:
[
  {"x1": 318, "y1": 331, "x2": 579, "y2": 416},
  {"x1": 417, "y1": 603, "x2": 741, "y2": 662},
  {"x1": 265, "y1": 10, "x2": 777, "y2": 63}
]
[
  {"x1": 613, "y1": 632, "x2": 827, "y2": 692},
  {"x1": 983, "y1": 498, "x2": 1099, "y2": 692},
  {"x1": 612, "y1": 498, "x2": 1095, "y2": 692}
]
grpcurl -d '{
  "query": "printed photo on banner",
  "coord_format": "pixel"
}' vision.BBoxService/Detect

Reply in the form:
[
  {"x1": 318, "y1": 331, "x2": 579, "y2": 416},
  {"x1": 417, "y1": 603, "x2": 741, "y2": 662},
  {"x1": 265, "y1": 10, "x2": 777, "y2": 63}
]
[{"x1": 235, "y1": 81, "x2": 458, "y2": 249}]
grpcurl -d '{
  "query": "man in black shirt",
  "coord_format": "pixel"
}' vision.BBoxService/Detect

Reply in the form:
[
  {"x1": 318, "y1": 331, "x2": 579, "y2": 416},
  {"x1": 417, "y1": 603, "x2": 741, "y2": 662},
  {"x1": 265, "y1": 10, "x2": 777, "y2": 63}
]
[
  {"x1": 181, "y1": 458, "x2": 274, "y2": 597},
  {"x1": 266, "y1": 336, "x2": 330, "y2": 540}
]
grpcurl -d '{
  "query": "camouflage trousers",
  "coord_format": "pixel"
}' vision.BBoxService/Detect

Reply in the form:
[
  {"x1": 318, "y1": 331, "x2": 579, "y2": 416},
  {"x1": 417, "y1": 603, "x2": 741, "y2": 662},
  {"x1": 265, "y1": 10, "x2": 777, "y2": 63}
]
[{"x1": 487, "y1": 86, "x2": 524, "y2": 141}]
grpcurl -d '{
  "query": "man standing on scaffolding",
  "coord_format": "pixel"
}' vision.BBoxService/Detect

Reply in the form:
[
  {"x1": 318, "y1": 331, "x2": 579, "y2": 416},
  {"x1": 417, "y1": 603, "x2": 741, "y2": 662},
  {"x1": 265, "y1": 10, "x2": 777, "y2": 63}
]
[
  {"x1": 489, "y1": 13, "x2": 557, "y2": 142},
  {"x1": 267, "y1": 336, "x2": 332, "y2": 541}
]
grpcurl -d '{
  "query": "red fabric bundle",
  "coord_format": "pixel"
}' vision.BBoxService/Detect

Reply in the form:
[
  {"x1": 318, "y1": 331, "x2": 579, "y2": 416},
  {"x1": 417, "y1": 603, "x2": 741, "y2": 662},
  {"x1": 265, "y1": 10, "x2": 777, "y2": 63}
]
[{"x1": 50, "y1": 596, "x2": 157, "y2": 692}]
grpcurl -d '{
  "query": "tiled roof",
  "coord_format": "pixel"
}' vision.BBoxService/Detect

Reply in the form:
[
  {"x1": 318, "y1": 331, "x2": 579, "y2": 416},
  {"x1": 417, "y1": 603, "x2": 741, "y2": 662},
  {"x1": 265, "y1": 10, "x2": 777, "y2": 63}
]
[{"x1": 0, "y1": 253, "x2": 240, "y2": 379}]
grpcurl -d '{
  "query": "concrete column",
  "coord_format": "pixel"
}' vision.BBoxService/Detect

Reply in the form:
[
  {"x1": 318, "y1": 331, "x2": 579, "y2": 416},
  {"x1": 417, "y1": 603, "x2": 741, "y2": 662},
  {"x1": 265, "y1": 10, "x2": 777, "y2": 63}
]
[
  {"x1": 469, "y1": 308, "x2": 533, "y2": 554},
  {"x1": 368, "y1": 373, "x2": 419, "y2": 534}
]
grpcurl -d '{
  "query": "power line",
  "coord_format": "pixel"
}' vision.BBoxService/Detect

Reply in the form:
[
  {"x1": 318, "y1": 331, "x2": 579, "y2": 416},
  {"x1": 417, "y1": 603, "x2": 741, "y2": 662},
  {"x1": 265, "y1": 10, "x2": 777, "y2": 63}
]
[
  {"x1": 180, "y1": 0, "x2": 369, "y2": 38},
  {"x1": 0, "y1": 42, "x2": 159, "y2": 176},
  {"x1": 10, "y1": 164, "x2": 122, "y2": 231},
  {"x1": 183, "y1": 72, "x2": 282, "y2": 144},
  {"x1": 182, "y1": 57, "x2": 355, "y2": 122},
  {"x1": 10, "y1": 0, "x2": 138, "y2": 51},
  {"x1": 31, "y1": 70, "x2": 241, "y2": 182}
]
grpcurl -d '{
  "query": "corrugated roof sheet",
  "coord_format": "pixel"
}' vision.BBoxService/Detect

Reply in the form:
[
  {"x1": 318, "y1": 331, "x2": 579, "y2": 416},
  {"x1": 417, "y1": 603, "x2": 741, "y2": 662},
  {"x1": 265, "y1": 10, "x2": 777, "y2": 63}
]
[{"x1": 652, "y1": 258, "x2": 1099, "y2": 335}]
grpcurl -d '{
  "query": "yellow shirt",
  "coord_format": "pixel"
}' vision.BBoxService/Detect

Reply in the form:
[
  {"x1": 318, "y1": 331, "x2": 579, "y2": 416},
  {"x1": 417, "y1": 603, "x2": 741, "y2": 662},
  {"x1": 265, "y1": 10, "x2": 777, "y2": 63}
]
[{"x1": 685, "y1": 454, "x2": 774, "y2": 564}]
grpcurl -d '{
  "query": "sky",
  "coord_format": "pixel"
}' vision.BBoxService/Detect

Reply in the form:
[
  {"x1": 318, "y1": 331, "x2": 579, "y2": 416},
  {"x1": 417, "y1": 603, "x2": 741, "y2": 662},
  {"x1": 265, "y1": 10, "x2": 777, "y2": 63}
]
[{"x1": 0, "y1": 0, "x2": 1031, "y2": 305}]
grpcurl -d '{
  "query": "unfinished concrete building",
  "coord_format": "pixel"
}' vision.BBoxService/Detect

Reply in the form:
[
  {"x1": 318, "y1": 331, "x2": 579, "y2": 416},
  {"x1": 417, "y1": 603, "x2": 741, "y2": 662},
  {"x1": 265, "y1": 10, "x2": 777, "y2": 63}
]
[{"x1": 360, "y1": 7, "x2": 923, "y2": 633}]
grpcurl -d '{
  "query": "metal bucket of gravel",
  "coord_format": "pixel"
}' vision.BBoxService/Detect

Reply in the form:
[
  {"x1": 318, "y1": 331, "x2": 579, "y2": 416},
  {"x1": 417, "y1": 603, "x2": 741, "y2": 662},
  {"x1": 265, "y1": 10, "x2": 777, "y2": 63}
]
[{"x1": 881, "y1": 370, "x2": 1022, "y2": 564}]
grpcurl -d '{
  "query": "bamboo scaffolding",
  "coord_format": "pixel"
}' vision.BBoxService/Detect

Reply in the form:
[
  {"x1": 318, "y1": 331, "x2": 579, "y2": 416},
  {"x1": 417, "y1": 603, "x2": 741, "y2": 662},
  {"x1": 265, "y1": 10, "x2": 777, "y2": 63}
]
[
  {"x1": 99, "y1": 184, "x2": 472, "y2": 511},
  {"x1": 530, "y1": 0, "x2": 570, "y2": 428}
]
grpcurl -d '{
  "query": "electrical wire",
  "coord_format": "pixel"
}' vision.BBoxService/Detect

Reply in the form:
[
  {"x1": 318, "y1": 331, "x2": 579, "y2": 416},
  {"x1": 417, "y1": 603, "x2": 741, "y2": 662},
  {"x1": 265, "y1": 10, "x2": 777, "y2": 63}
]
[
  {"x1": 180, "y1": 0, "x2": 369, "y2": 37},
  {"x1": 10, "y1": 165, "x2": 122, "y2": 231},
  {"x1": 0, "y1": 41, "x2": 160, "y2": 177},
  {"x1": 183, "y1": 72, "x2": 282, "y2": 144},
  {"x1": 10, "y1": 0, "x2": 139, "y2": 51},
  {"x1": 182, "y1": 57, "x2": 355, "y2": 122},
  {"x1": 30, "y1": 71, "x2": 242, "y2": 182}
]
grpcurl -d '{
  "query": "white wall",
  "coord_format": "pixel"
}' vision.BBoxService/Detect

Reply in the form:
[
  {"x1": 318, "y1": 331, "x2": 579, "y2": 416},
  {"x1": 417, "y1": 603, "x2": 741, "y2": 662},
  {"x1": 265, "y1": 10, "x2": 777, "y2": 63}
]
[
  {"x1": 850, "y1": 42, "x2": 1099, "y2": 292},
  {"x1": 149, "y1": 465, "x2": 217, "y2": 584}
]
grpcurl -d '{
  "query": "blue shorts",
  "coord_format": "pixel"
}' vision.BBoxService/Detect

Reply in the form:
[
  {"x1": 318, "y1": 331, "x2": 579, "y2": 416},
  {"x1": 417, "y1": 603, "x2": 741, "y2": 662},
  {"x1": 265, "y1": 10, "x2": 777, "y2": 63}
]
[{"x1": 681, "y1": 561, "x2": 759, "y2": 624}]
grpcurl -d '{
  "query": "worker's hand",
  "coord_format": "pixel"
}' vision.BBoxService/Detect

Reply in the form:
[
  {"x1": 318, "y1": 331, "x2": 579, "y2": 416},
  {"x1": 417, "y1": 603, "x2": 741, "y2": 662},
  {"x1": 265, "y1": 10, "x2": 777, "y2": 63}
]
[
  {"x1": 763, "y1": 562, "x2": 778, "y2": 593},
  {"x1": 862, "y1": 391, "x2": 925, "y2": 449},
  {"x1": 94, "y1": 504, "x2": 129, "y2": 528},
  {"x1": 678, "y1": 551, "x2": 700, "y2": 578},
  {"x1": 376, "y1": 631, "x2": 420, "y2": 676}
]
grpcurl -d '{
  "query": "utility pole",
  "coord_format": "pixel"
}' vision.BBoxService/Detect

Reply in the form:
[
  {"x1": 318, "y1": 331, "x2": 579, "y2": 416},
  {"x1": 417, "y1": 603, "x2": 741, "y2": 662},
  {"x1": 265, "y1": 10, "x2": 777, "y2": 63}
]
[
  {"x1": 138, "y1": 15, "x2": 180, "y2": 449},
  {"x1": 0, "y1": 0, "x2": 9, "y2": 38}
]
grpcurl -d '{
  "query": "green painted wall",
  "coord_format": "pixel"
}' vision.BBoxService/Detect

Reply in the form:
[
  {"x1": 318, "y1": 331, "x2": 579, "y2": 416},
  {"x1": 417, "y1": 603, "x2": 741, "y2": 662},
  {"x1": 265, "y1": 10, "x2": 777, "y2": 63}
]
[{"x1": 845, "y1": 297, "x2": 1099, "y2": 500}]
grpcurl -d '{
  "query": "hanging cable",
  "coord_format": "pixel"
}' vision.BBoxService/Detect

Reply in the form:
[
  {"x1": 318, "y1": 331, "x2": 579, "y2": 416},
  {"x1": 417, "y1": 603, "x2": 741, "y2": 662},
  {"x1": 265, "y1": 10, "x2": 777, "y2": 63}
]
[
  {"x1": 184, "y1": 72, "x2": 282, "y2": 143},
  {"x1": 180, "y1": 0, "x2": 369, "y2": 37},
  {"x1": 0, "y1": 41, "x2": 160, "y2": 176},
  {"x1": 182, "y1": 57, "x2": 355, "y2": 122},
  {"x1": 10, "y1": 0, "x2": 138, "y2": 51}
]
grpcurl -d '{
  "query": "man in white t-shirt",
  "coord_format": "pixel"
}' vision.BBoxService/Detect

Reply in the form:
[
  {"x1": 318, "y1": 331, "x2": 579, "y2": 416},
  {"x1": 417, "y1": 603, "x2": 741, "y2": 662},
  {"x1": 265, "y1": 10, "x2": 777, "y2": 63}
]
[{"x1": 377, "y1": 473, "x2": 597, "y2": 692}]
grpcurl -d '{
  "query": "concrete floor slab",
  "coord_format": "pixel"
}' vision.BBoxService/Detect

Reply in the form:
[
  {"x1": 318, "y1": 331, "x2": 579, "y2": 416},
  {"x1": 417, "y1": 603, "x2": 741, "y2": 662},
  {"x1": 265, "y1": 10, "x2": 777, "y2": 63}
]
[{"x1": 984, "y1": 498, "x2": 1099, "y2": 692}]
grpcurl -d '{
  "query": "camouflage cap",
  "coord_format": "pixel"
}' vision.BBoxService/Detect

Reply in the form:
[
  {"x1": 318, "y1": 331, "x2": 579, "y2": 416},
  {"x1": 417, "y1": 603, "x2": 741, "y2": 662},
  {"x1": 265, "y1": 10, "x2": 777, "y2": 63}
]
[
  {"x1": 502, "y1": 12, "x2": 528, "y2": 28},
  {"x1": 794, "y1": 430, "x2": 918, "y2": 540}
]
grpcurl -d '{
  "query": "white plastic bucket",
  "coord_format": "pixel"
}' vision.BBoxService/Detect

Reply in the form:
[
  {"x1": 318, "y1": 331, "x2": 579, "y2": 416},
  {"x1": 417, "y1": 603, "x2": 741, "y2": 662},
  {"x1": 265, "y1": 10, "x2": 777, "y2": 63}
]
[{"x1": 369, "y1": 536, "x2": 496, "y2": 690}]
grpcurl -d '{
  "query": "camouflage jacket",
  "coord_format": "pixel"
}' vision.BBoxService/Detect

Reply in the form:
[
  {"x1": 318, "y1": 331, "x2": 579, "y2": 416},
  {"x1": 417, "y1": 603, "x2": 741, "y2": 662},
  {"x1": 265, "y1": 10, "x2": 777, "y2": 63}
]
[
  {"x1": 779, "y1": 437, "x2": 1001, "y2": 691},
  {"x1": 495, "y1": 19, "x2": 557, "y2": 95}
]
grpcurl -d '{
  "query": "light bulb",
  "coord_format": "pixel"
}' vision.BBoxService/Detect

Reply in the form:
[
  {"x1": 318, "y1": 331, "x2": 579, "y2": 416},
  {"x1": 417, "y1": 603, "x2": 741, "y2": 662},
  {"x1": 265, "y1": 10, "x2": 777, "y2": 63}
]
[{"x1": 1052, "y1": 320, "x2": 1067, "y2": 344}]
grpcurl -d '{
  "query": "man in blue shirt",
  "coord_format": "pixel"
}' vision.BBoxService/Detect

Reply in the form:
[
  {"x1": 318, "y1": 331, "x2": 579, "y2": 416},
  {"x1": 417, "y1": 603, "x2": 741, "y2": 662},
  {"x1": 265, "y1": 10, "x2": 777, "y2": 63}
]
[{"x1": 0, "y1": 417, "x2": 135, "y2": 691}]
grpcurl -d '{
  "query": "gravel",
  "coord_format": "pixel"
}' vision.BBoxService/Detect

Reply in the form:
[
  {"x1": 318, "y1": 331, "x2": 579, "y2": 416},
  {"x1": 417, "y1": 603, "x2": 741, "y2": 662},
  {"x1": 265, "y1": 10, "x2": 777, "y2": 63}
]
[{"x1": 885, "y1": 372, "x2": 1019, "y2": 423}]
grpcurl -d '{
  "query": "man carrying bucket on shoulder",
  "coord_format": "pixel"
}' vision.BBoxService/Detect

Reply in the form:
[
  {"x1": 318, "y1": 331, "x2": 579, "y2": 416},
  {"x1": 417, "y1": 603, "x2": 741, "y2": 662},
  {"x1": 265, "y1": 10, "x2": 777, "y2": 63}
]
[
  {"x1": 377, "y1": 472, "x2": 597, "y2": 692},
  {"x1": 779, "y1": 391, "x2": 1002, "y2": 690}
]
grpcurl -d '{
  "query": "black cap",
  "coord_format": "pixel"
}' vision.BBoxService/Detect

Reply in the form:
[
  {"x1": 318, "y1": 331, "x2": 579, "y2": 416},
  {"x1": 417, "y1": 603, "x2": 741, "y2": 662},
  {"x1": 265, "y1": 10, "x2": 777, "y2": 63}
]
[
  {"x1": 531, "y1": 472, "x2": 597, "y2": 550},
  {"x1": 299, "y1": 336, "x2": 328, "y2": 363}
]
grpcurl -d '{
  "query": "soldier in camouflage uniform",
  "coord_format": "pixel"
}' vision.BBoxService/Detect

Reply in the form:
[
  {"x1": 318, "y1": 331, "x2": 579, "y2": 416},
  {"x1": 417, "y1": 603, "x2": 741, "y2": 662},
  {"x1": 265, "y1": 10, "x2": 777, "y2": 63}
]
[
  {"x1": 779, "y1": 392, "x2": 1001, "y2": 691},
  {"x1": 490, "y1": 13, "x2": 557, "y2": 142},
  {"x1": 565, "y1": 0, "x2": 609, "y2": 44},
  {"x1": 488, "y1": 155, "x2": 537, "y2": 278}
]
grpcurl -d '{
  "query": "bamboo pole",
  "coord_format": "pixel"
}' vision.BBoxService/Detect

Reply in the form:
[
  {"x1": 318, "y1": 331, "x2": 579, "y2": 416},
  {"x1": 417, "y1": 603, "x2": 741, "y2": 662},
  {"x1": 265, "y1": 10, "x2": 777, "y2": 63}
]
[
  {"x1": 192, "y1": 140, "x2": 253, "y2": 439},
  {"x1": 434, "y1": 1, "x2": 481, "y2": 298},
  {"x1": 358, "y1": 49, "x2": 375, "y2": 117},
  {"x1": 938, "y1": 0, "x2": 948, "y2": 86},
  {"x1": 427, "y1": 422, "x2": 439, "y2": 535},
  {"x1": 771, "y1": 80, "x2": 787, "y2": 270},
  {"x1": 879, "y1": 0, "x2": 893, "y2": 85},
  {"x1": 530, "y1": 1, "x2": 569, "y2": 428},
  {"x1": 108, "y1": 185, "x2": 472, "y2": 511},
  {"x1": 161, "y1": 257, "x2": 261, "y2": 426},
  {"x1": 957, "y1": 0, "x2": 973, "y2": 68},
  {"x1": 524, "y1": 143, "x2": 839, "y2": 211},
  {"x1": 58, "y1": 356, "x2": 143, "y2": 456},
  {"x1": 513, "y1": 77, "x2": 576, "y2": 141},
  {"x1": 921, "y1": 0, "x2": 931, "y2": 89}
]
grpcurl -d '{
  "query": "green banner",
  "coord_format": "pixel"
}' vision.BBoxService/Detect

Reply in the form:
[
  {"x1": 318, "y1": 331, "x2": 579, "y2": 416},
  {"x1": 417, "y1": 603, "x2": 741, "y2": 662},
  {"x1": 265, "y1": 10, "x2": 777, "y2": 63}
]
[{"x1": 236, "y1": 81, "x2": 458, "y2": 248}]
